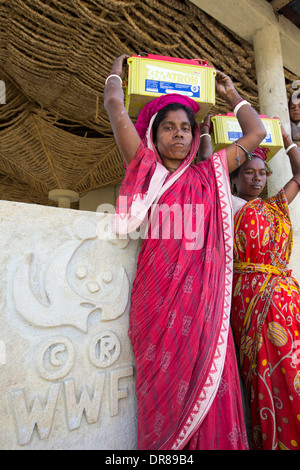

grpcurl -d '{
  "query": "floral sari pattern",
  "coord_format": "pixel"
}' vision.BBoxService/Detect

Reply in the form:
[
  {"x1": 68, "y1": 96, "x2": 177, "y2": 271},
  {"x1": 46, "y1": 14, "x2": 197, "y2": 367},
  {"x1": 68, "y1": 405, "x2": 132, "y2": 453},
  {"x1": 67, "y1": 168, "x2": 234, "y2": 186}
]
[{"x1": 231, "y1": 190, "x2": 300, "y2": 450}]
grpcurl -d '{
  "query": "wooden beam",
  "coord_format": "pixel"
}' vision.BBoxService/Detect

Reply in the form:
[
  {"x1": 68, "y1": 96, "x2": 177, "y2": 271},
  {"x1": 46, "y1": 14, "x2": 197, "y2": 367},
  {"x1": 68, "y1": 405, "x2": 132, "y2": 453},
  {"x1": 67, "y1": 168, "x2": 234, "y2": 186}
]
[
  {"x1": 271, "y1": 0, "x2": 291, "y2": 12},
  {"x1": 190, "y1": 0, "x2": 300, "y2": 76}
]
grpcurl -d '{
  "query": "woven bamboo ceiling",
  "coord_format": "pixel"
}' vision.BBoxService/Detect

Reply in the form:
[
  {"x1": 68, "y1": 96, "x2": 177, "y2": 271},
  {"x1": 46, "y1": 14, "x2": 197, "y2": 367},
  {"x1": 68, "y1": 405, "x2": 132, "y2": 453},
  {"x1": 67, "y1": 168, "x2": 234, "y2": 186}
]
[{"x1": 0, "y1": 0, "x2": 297, "y2": 207}]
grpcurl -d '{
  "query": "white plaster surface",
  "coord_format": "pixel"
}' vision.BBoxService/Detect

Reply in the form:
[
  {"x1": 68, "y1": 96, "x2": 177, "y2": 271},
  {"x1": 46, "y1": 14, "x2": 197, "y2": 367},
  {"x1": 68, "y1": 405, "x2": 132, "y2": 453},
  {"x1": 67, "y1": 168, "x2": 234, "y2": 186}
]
[{"x1": 0, "y1": 201, "x2": 140, "y2": 449}]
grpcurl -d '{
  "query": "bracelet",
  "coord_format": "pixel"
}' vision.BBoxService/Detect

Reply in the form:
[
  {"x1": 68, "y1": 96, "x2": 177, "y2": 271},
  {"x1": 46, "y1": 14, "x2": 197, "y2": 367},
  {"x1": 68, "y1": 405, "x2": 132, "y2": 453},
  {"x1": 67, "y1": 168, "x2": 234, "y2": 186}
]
[
  {"x1": 105, "y1": 74, "x2": 122, "y2": 86},
  {"x1": 233, "y1": 100, "x2": 250, "y2": 116},
  {"x1": 232, "y1": 98, "x2": 243, "y2": 109},
  {"x1": 200, "y1": 133, "x2": 211, "y2": 139},
  {"x1": 283, "y1": 134, "x2": 290, "y2": 141},
  {"x1": 291, "y1": 177, "x2": 300, "y2": 188},
  {"x1": 234, "y1": 141, "x2": 253, "y2": 160},
  {"x1": 200, "y1": 123, "x2": 211, "y2": 132},
  {"x1": 286, "y1": 143, "x2": 297, "y2": 154}
]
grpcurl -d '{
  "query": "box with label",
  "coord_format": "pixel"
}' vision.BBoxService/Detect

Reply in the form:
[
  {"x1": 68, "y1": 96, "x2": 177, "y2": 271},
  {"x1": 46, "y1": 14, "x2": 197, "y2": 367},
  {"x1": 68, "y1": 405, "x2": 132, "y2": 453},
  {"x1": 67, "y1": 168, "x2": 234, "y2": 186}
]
[
  {"x1": 125, "y1": 54, "x2": 216, "y2": 122},
  {"x1": 211, "y1": 113, "x2": 283, "y2": 160}
]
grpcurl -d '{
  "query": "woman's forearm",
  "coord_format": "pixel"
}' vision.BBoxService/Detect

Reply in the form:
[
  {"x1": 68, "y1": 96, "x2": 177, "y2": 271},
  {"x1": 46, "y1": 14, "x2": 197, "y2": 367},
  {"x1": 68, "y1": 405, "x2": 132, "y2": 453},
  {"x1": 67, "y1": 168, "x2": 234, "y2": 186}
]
[
  {"x1": 283, "y1": 132, "x2": 300, "y2": 176},
  {"x1": 215, "y1": 71, "x2": 266, "y2": 172},
  {"x1": 103, "y1": 55, "x2": 141, "y2": 165},
  {"x1": 282, "y1": 128, "x2": 300, "y2": 204},
  {"x1": 223, "y1": 90, "x2": 266, "y2": 144}
]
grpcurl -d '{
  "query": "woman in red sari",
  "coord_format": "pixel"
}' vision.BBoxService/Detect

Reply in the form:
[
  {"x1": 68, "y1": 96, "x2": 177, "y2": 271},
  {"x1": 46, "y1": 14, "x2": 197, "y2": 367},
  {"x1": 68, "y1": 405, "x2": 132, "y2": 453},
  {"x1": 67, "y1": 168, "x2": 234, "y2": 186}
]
[
  {"x1": 104, "y1": 54, "x2": 266, "y2": 450},
  {"x1": 230, "y1": 132, "x2": 300, "y2": 450}
]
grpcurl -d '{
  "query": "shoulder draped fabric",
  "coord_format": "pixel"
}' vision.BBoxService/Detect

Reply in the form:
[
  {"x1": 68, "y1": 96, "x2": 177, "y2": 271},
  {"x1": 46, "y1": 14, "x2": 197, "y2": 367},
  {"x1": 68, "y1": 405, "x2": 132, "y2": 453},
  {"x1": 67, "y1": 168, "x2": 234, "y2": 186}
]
[
  {"x1": 231, "y1": 190, "x2": 300, "y2": 450},
  {"x1": 113, "y1": 95, "x2": 248, "y2": 450}
]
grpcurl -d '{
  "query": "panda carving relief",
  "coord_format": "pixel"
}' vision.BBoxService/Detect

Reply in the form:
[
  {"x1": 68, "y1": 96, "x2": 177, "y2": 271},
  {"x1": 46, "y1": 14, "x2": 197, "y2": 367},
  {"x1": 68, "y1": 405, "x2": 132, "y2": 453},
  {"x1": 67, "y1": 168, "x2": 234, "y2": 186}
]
[{"x1": 12, "y1": 216, "x2": 131, "y2": 332}]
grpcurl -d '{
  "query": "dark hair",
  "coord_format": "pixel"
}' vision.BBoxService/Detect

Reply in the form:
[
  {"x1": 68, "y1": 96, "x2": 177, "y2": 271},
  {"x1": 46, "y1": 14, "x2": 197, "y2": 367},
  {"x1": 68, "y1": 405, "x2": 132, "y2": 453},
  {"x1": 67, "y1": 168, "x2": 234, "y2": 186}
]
[
  {"x1": 152, "y1": 103, "x2": 197, "y2": 143},
  {"x1": 230, "y1": 165, "x2": 240, "y2": 181}
]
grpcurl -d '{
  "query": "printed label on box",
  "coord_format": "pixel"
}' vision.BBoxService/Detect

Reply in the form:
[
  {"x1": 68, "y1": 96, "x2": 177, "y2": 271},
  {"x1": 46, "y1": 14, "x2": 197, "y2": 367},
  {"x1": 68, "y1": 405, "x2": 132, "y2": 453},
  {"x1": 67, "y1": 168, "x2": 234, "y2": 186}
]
[
  {"x1": 262, "y1": 124, "x2": 272, "y2": 143},
  {"x1": 228, "y1": 131, "x2": 243, "y2": 141},
  {"x1": 227, "y1": 120, "x2": 243, "y2": 141},
  {"x1": 145, "y1": 79, "x2": 200, "y2": 97},
  {"x1": 144, "y1": 64, "x2": 201, "y2": 97},
  {"x1": 227, "y1": 120, "x2": 273, "y2": 144}
]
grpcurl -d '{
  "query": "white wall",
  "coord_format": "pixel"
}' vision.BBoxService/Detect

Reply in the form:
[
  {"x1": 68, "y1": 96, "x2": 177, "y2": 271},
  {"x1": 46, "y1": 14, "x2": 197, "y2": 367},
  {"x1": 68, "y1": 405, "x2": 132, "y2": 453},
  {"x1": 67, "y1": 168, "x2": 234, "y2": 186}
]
[{"x1": 0, "y1": 200, "x2": 139, "y2": 449}]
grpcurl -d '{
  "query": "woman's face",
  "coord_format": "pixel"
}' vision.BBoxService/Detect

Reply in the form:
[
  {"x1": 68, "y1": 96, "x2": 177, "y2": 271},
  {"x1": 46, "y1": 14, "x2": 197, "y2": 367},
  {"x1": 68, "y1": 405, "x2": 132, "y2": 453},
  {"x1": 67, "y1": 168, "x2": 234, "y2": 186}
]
[
  {"x1": 289, "y1": 101, "x2": 300, "y2": 124},
  {"x1": 154, "y1": 109, "x2": 193, "y2": 168},
  {"x1": 233, "y1": 157, "x2": 267, "y2": 201}
]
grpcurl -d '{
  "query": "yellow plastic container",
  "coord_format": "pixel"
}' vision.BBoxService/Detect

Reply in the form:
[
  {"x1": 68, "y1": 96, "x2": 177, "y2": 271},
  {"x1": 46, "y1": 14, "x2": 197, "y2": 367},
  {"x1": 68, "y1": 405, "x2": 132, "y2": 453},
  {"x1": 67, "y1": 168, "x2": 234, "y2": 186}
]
[
  {"x1": 211, "y1": 113, "x2": 283, "y2": 161},
  {"x1": 125, "y1": 54, "x2": 216, "y2": 122}
]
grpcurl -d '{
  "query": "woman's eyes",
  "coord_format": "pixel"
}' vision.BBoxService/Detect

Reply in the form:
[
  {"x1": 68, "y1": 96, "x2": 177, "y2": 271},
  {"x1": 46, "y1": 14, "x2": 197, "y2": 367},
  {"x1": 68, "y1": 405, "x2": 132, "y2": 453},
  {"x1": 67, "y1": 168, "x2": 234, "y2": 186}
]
[
  {"x1": 245, "y1": 171, "x2": 266, "y2": 175},
  {"x1": 163, "y1": 125, "x2": 190, "y2": 131}
]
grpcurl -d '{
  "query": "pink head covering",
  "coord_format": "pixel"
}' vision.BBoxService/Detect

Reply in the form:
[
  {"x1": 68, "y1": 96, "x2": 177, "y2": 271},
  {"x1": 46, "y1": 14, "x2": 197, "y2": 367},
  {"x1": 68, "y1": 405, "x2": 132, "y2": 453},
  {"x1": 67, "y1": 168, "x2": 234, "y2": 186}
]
[
  {"x1": 135, "y1": 93, "x2": 200, "y2": 139},
  {"x1": 252, "y1": 146, "x2": 269, "y2": 161},
  {"x1": 114, "y1": 94, "x2": 201, "y2": 235}
]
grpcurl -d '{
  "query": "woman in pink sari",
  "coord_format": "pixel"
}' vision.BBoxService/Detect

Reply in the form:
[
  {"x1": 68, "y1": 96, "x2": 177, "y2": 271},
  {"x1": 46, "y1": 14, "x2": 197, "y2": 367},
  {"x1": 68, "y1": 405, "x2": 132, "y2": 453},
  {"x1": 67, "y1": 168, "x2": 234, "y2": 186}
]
[{"x1": 104, "y1": 54, "x2": 266, "y2": 450}]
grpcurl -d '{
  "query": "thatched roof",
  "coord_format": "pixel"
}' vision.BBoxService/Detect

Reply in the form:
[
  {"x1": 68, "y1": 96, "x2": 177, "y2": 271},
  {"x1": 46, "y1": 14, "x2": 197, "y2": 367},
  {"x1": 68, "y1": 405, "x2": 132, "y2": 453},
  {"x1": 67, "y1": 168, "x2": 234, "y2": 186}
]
[{"x1": 0, "y1": 0, "x2": 297, "y2": 207}]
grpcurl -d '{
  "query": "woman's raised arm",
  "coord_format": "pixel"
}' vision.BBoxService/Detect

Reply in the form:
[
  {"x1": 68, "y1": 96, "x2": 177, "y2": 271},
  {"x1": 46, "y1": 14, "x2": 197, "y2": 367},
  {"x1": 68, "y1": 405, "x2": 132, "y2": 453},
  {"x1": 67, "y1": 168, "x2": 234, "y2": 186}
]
[
  {"x1": 103, "y1": 54, "x2": 141, "y2": 165},
  {"x1": 215, "y1": 71, "x2": 267, "y2": 173},
  {"x1": 281, "y1": 125, "x2": 300, "y2": 204}
]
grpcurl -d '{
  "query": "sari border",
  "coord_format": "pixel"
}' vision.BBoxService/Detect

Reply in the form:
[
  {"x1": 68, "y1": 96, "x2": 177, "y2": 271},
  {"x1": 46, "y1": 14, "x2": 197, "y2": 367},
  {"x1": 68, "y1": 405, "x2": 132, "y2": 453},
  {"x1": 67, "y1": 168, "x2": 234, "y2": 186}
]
[{"x1": 171, "y1": 150, "x2": 234, "y2": 450}]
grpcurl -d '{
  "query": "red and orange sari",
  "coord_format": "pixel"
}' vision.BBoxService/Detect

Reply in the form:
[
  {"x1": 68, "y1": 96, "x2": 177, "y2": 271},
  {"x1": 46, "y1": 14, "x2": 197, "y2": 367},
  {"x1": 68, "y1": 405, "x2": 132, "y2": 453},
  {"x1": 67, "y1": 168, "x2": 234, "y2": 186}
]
[
  {"x1": 231, "y1": 190, "x2": 300, "y2": 450},
  {"x1": 114, "y1": 95, "x2": 248, "y2": 449}
]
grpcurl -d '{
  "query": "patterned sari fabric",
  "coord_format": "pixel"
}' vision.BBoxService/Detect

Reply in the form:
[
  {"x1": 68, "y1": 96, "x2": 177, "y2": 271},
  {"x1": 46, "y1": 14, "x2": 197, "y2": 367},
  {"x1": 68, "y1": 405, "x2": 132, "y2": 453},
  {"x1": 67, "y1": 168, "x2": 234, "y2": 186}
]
[
  {"x1": 231, "y1": 190, "x2": 300, "y2": 450},
  {"x1": 116, "y1": 140, "x2": 248, "y2": 449}
]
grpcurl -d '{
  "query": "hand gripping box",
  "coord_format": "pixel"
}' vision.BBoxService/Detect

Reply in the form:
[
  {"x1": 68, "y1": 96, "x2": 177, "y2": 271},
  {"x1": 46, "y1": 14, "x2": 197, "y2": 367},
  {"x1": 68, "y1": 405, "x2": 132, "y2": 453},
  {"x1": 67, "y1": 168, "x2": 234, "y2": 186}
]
[
  {"x1": 125, "y1": 54, "x2": 216, "y2": 122},
  {"x1": 211, "y1": 113, "x2": 283, "y2": 161}
]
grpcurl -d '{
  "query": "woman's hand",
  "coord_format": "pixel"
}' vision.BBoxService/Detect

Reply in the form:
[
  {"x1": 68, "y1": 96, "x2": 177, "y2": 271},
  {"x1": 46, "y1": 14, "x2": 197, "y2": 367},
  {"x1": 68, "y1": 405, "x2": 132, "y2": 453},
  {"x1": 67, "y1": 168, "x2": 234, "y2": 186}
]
[
  {"x1": 202, "y1": 113, "x2": 213, "y2": 131},
  {"x1": 109, "y1": 54, "x2": 130, "y2": 80},
  {"x1": 280, "y1": 123, "x2": 289, "y2": 141},
  {"x1": 218, "y1": 71, "x2": 266, "y2": 172},
  {"x1": 215, "y1": 71, "x2": 239, "y2": 105}
]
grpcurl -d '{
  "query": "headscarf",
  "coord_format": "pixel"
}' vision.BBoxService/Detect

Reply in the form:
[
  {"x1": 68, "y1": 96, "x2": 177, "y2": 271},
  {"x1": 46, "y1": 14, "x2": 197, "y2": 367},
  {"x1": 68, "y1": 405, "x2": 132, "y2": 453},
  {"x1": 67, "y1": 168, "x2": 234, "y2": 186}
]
[
  {"x1": 114, "y1": 94, "x2": 201, "y2": 235},
  {"x1": 135, "y1": 93, "x2": 200, "y2": 139},
  {"x1": 252, "y1": 146, "x2": 272, "y2": 174},
  {"x1": 252, "y1": 146, "x2": 269, "y2": 161}
]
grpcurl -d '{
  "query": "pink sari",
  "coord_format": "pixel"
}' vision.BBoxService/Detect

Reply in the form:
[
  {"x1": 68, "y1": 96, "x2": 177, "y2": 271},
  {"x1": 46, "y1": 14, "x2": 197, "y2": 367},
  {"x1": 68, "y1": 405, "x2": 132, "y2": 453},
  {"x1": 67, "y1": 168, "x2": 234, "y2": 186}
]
[{"x1": 114, "y1": 96, "x2": 248, "y2": 450}]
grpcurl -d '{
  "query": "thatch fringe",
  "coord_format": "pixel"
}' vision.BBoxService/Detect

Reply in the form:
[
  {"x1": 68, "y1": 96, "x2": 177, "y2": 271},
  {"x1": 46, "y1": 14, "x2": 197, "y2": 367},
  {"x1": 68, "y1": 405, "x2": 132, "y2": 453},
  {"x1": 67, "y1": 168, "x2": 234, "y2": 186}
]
[{"x1": 0, "y1": 0, "x2": 297, "y2": 205}]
